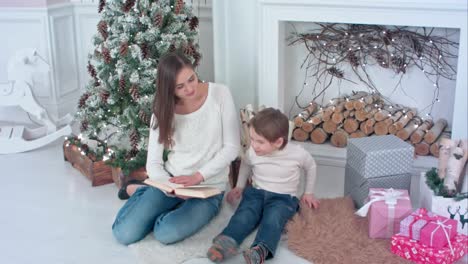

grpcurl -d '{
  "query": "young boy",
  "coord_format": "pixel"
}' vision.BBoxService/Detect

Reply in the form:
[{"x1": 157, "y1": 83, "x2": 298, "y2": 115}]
[{"x1": 207, "y1": 108, "x2": 319, "y2": 264}]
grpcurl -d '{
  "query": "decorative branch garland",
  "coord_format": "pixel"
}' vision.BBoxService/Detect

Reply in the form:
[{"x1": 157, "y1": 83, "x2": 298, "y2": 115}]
[{"x1": 288, "y1": 23, "x2": 459, "y2": 117}]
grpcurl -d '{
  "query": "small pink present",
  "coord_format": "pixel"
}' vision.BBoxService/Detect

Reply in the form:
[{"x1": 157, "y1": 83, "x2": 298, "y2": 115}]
[
  {"x1": 400, "y1": 208, "x2": 439, "y2": 240},
  {"x1": 391, "y1": 233, "x2": 468, "y2": 264},
  {"x1": 420, "y1": 218, "x2": 458, "y2": 249},
  {"x1": 356, "y1": 188, "x2": 412, "y2": 238}
]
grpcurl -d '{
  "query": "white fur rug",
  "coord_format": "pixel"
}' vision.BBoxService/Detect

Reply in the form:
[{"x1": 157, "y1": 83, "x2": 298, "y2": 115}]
[{"x1": 129, "y1": 198, "x2": 257, "y2": 264}]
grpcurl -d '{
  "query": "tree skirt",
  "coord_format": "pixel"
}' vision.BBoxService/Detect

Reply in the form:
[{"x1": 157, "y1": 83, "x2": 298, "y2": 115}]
[
  {"x1": 286, "y1": 196, "x2": 410, "y2": 264},
  {"x1": 129, "y1": 199, "x2": 256, "y2": 264}
]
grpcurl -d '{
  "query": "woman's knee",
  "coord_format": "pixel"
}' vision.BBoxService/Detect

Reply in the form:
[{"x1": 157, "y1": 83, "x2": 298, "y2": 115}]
[
  {"x1": 112, "y1": 225, "x2": 143, "y2": 245},
  {"x1": 153, "y1": 224, "x2": 184, "y2": 245}
]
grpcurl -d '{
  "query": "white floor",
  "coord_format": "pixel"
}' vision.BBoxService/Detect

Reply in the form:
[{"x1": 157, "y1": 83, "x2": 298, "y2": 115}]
[{"x1": 0, "y1": 141, "x2": 309, "y2": 264}]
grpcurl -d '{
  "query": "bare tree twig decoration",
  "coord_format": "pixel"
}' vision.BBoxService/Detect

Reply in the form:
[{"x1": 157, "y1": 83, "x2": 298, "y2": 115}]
[{"x1": 288, "y1": 23, "x2": 459, "y2": 116}]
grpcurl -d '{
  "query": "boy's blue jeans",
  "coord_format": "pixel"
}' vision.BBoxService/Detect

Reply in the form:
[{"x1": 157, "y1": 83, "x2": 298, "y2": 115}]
[
  {"x1": 221, "y1": 186, "x2": 299, "y2": 258},
  {"x1": 112, "y1": 186, "x2": 223, "y2": 245}
]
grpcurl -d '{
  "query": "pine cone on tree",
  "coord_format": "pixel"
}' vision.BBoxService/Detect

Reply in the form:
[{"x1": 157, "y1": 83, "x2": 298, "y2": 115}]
[
  {"x1": 79, "y1": 93, "x2": 90, "y2": 108},
  {"x1": 139, "y1": 110, "x2": 150, "y2": 125},
  {"x1": 120, "y1": 41, "x2": 129, "y2": 56},
  {"x1": 130, "y1": 84, "x2": 140, "y2": 101},
  {"x1": 127, "y1": 148, "x2": 139, "y2": 159},
  {"x1": 100, "y1": 90, "x2": 110, "y2": 102},
  {"x1": 80, "y1": 120, "x2": 89, "y2": 132},
  {"x1": 87, "y1": 61, "x2": 97, "y2": 78},
  {"x1": 174, "y1": 0, "x2": 184, "y2": 14},
  {"x1": 119, "y1": 76, "x2": 126, "y2": 94},
  {"x1": 189, "y1": 16, "x2": 199, "y2": 31},
  {"x1": 122, "y1": 0, "x2": 136, "y2": 13},
  {"x1": 140, "y1": 43, "x2": 149, "y2": 59},
  {"x1": 97, "y1": 21, "x2": 108, "y2": 40},
  {"x1": 184, "y1": 43, "x2": 195, "y2": 56},
  {"x1": 130, "y1": 129, "x2": 139, "y2": 149},
  {"x1": 193, "y1": 52, "x2": 201, "y2": 67},
  {"x1": 98, "y1": 0, "x2": 105, "y2": 13},
  {"x1": 154, "y1": 12, "x2": 163, "y2": 28},
  {"x1": 102, "y1": 47, "x2": 111, "y2": 64},
  {"x1": 169, "y1": 44, "x2": 177, "y2": 52}
]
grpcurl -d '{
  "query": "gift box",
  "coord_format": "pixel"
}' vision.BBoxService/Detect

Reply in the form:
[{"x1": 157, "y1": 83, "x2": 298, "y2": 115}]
[
  {"x1": 391, "y1": 233, "x2": 468, "y2": 264},
  {"x1": 345, "y1": 164, "x2": 412, "y2": 208},
  {"x1": 419, "y1": 172, "x2": 468, "y2": 236},
  {"x1": 347, "y1": 135, "x2": 414, "y2": 179},
  {"x1": 356, "y1": 188, "x2": 413, "y2": 238},
  {"x1": 400, "y1": 208, "x2": 439, "y2": 241},
  {"x1": 420, "y1": 218, "x2": 458, "y2": 249}
]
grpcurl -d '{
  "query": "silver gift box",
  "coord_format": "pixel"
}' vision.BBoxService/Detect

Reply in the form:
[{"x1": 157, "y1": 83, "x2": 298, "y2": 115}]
[
  {"x1": 347, "y1": 135, "x2": 414, "y2": 179},
  {"x1": 344, "y1": 164, "x2": 412, "y2": 208}
]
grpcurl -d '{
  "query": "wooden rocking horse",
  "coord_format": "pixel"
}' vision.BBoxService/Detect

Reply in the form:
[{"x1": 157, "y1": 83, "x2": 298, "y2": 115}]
[{"x1": 0, "y1": 48, "x2": 72, "y2": 154}]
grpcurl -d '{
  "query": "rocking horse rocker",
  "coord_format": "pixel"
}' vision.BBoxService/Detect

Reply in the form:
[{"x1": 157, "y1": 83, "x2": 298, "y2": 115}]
[{"x1": 0, "y1": 48, "x2": 72, "y2": 154}]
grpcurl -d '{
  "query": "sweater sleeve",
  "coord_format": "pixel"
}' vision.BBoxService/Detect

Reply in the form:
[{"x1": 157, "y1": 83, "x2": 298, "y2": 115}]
[
  {"x1": 145, "y1": 116, "x2": 171, "y2": 181},
  {"x1": 302, "y1": 149, "x2": 317, "y2": 194},
  {"x1": 198, "y1": 85, "x2": 241, "y2": 180},
  {"x1": 235, "y1": 152, "x2": 252, "y2": 188}
]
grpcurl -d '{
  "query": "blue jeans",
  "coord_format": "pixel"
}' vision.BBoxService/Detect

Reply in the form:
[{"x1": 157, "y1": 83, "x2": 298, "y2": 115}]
[
  {"x1": 221, "y1": 186, "x2": 299, "y2": 258},
  {"x1": 112, "y1": 186, "x2": 224, "y2": 245}
]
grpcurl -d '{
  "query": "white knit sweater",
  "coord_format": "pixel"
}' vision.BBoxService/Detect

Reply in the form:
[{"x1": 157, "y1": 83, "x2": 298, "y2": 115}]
[
  {"x1": 146, "y1": 83, "x2": 240, "y2": 191},
  {"x1": 236, "y1": 143, "x2": 317, "y2": 197}
]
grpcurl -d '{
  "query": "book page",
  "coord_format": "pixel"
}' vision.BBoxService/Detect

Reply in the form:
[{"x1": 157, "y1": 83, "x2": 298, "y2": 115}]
[
  {"x1": 174, "y1": 187, "x2": 221, "y2": 199},
  {"x1": 143, "y1": 179, "x2": 183, "y2": 193}
]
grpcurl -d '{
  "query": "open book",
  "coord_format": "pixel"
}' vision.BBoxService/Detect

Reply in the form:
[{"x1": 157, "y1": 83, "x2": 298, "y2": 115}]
[{"x1": 143, "y1": 178, "x2": 221, "y2": 199}]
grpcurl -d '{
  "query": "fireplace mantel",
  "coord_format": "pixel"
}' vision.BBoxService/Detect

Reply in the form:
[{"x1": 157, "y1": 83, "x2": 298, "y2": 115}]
[{"x1": 256, "y1": 0, "x2": 467, "y2": 139}]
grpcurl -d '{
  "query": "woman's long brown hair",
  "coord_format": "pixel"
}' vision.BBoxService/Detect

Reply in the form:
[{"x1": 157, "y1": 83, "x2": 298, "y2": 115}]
[{"x1": 152, "y1": 52, "x2": 194, "y2": 148}]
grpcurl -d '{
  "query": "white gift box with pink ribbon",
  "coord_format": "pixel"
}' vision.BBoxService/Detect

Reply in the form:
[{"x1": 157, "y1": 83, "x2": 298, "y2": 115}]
[
  {"x1": 356, "y1": 188, "x2": 412, "y2": 238},
  {"x1": 419, "y1": 172, "x2": 468, "y2": 236}
]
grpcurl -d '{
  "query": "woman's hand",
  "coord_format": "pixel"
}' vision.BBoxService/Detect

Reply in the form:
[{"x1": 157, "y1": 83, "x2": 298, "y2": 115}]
[
  {"x1": 227, "y1": 187, "x2": 243, "y2": 204},
  {"x1": 169, "y1": 171, "x2": 204, "y2": 186},
  {"x1": 301, "y1": 193, "x2": 320, "y2": 209}
]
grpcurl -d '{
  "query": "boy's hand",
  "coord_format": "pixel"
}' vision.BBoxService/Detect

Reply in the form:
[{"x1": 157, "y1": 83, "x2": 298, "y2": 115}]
[
  {"x1": 169, "y1": 172, "x2": 204, "y2": 186},
  {"x1": 301, "y1": 193, "x2": 319, "y2": 209},
  {"x1": 227, "y1": 187, "x2": 243, "y2": 204}
]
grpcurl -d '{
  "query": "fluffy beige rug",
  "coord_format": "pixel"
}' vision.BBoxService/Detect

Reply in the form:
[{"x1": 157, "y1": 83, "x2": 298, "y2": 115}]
[
  {"x1": 286, "y1": 196, "x2": 410, "y2": 264},
  {"x1": 129, "y1": 198, "x2": 256, "y2": 264}
]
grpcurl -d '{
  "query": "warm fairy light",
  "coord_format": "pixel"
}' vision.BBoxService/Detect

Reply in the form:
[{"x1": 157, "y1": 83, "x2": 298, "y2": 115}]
[
  {"x1": 78, "y1": 134, "x2": 83, "y2": 139},
  {"x1": 81, "y1": 151, "x2": 86, "y2": 155},
  {"x1": 103, "y1": 155, "x2": 110, "y2": 161}
]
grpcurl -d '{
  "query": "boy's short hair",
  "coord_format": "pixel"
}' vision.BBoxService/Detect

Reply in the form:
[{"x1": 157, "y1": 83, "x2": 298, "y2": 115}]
[{"x1": 250, "y1": 107, "x2": 289, "y2": 149}]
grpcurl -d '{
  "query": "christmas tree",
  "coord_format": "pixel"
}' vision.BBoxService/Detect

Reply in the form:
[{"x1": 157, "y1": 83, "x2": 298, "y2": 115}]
[{"x1": 72, "y1": 0, "x2": 201, "y2": 175}]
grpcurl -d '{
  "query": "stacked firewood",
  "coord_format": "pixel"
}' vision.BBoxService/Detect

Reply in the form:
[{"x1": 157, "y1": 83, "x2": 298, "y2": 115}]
[{"x1": 292, "y1": 91, "x2": 449, "y2": 157}]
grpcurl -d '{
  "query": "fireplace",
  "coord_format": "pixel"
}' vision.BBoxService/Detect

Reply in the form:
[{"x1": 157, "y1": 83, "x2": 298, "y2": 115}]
[{"x1": 256, "y1": 0, "x2": 467, "y2": 139}]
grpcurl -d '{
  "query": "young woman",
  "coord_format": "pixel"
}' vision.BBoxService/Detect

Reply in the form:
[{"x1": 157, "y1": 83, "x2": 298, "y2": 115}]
[{"x1": 112, "y1": 52, "x2": 240, "y2": 245}]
